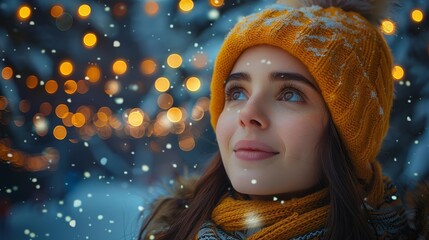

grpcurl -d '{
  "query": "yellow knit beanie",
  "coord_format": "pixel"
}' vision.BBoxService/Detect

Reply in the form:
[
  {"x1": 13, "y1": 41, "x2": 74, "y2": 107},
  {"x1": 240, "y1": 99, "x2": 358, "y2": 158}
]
[{"x1": 209, "y1": 1, "x2": 394, "y2": 206}]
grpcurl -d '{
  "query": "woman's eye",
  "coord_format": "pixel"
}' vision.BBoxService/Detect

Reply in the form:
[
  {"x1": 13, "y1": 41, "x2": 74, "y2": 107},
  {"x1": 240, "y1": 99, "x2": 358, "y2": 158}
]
[
  {"x1": 226, "y1": 87, "x2": 247, "y2": 101},
  {"x1": 280, "y1": 90, "x2": 304, "y2": 102}
]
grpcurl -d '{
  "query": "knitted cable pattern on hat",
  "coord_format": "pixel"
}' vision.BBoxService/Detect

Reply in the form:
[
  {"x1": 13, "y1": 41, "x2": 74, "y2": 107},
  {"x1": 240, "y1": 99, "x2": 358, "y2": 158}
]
[{"x1": 209, "y1": 3, "x2": 394, "y2": 206}]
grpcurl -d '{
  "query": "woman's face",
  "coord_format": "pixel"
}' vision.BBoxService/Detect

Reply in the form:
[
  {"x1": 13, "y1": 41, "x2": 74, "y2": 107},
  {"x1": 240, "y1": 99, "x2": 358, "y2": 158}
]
[{"x1": 216, "y1": 45, "x2": 329, "y2": 198}]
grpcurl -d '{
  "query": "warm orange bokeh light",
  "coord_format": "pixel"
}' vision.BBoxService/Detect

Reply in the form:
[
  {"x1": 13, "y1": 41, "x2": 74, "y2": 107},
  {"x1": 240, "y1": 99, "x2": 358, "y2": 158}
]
[
  {"x1": 210, "y1": 0, "x2": 224, "y2": 7},
  {"x1": 45, "y1": 80, "x2": 59, "y2": 94},
  {"x1": 59, "y1": 60, "x2": 73, "y2": 76},
  {"x1": 128, "y1": 109, "x2": 144, "y2": 127},
  {"x1": 411, "y1": 9, "x2": 424, "y2": 23},
  {"x1": 140, "y1": 59, "x2": 157, "y2": 75},
  {"x1": 72, "y1": 113, "x2": 86, "y2": 127},
  {"x1": 144, "y1": 1, "x2": 159, "y2": 16},
  {"x1": 1, "y1": 67, "x2": 13, "y2": 80},
  {"x1": 381, "y1": 20, "x2": 395, "y2": 35},
  {"x1": 167, "y1": 107, "x2": 182, "y2": 123},
  {"x1": 179, "y1": 0, "x2": 194, "y2": 12},
  {"x1": 0, "y1": 96, "x2": 8, "y2": 110},
  {"x1": 186, "y1": 76, "x2": 201, "y2": 92},
  {"x1": 157, "y1": 93, "x2": 174, "y2": 110},
  {"x1": 77, "y1": 80, "x2": 89, "y2": 94},
  {"x1": 154, "y1": 77, "x2": 170, "y2": 92},
  {"x1": 112, "y1": 59, "x2": 128, "y2": 75},
  {"x1": 55, "y1": 104, "x2": 69, "y2": 118},
  {"x1": 19, "y1": 100, "x2": 31, "y2": 113},
  {"x1": 17, "y1": 5, "x2": 32, "y2": 21},
  {"x1": 113, "y1": 2, "x2": 127, "y2": 17},
  {"x1": 50, "y1": 5, "x2": 64, "y2": 18},
  {"x1": 78, "y1": 4, "x2": 91, "y2": 19},
  {"x1": 64, "y1": 80, "x2": 78, "y2": 94},
  {"x1": 40, "y1": 102, "x2": 52, "y2": 115},
  {"x1": 53, "y1": 125, "x2": 67, "y2": 140},
  {"x1": 83, "y1": 32, "x2": 97, "y2": 48},
  {"x1": 104, "y1": 80, "x2": 121, "y2": 95},
  {"x1": 392, "y1": 65, "x2": 405, "y2": 80},
  {"x1": 179, "y1": 136, "x2": 195, "y2": 151},
  {"x1": 86, "y1": 65, "x2": 101, "y2": 83},
  {"x1": 167, "y1": 53, "x2": 183, "y2": 68},
  {"x1": 26, "y1": 75, "x2": 38, "y2": 88}
]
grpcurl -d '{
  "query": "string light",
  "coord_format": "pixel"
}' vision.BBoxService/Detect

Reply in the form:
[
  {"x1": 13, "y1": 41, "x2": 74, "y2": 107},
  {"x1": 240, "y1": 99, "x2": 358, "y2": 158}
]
[
  {"x1": 167, "y1": 107, "x2": 183, "y2": 123},
  {"x1": 186, "y1": 76, "x2": 201, "y2": 92},
  {"x1": 59, "y1": 60, "x2": 73, "y2": 76},
  {"x1": 179, "y1": 0, "x2": 194, "y2": 12},
  {"x1": 77, "y1": 4, "x2": 91, "y2": 19},
  {"x1": 50, "y1": 5, "x2": 64, "y2": 18},
  {"x1": 392, "y1": 65, "x2": 405, "y2": 80},
  {"x1": 144, "y1": 1, "x2": 159, "y2": 16},
  {"x1": 381, "y1": 20, "x2": 396, "y2": 35},
  {"x1": 83, "y1": 32, "x2": 97, "y2": 48},
  {"x1": 112, "y1": 59, "x2": 128, "y2": 75},
  {"x1": 411, "y1": 9, "x2": 424, "y2": 23},
  {"x1": 154, "y1": 77, "x2": 170, "y2": 92},
  {"x1": 53, "y1": 125, "x2": 67, "y2": 140},
  {"x1": 167, "y1": 53, "x2": 183, "y2": 68},
  {"x1": 209, "y1": 0, "x2": 224, "y2": 7},
  {"x1": 140, "y1": 59, "x2": 157, "y2": 75},
  {"x1": 1, "y1": 66, "x2": 13, "y2": 80},
  {"x1": 45, "y1": 80, "x2": 59, "y2": 94},
  {"x1": 17, "y1": 5, "x2": 32, "y2": 21}
]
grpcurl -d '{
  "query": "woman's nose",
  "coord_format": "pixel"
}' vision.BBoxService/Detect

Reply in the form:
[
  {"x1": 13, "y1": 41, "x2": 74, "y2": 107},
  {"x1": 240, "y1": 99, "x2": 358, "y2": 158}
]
[{"x1": 238, "y1": 98, "x2": 270, "y2": 129}]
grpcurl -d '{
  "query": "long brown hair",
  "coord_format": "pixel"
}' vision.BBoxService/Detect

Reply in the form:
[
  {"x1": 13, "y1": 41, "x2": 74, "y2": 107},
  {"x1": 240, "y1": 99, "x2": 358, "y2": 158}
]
[{"x1": 139, "y1": 120, "x2": 373, "y2": 239}]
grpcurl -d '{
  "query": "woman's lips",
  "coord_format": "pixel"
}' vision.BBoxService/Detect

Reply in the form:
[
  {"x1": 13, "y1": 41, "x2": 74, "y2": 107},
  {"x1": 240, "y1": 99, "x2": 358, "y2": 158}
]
[{"x1": 233, "y1": 140, "x2": 279, "y2": 161}]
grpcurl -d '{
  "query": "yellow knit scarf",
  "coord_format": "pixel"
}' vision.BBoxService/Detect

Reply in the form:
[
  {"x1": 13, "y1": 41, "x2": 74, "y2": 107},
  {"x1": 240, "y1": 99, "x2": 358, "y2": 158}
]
[{"x1": 210, "y1": 188, "x2": 329, "y2": 240}]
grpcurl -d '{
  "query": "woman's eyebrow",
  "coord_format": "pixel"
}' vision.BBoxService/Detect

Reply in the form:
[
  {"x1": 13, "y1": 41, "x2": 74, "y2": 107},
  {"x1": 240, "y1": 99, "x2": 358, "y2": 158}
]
[
  {"x1": 270, "y1": 72, "x2": 319, "y2": 91},
  {"x1": 226, "y1": 72, "x2": 250, "y2": 83}
]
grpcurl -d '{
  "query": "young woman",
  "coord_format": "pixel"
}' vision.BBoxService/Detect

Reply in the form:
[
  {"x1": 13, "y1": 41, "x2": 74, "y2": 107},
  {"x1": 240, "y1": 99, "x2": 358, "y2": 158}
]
[{"x1": 140, "y1": 0, "x2": 427, "y2": 239}]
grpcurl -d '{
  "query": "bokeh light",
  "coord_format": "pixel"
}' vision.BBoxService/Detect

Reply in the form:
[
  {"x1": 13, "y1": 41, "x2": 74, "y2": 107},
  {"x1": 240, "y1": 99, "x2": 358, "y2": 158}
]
[
  {"x1": 64, "y1": 80, "x2": 78, "y2": 94},
  {"x1": 0, "y1": 96, "x2": 8, "y2": 110},
  {"x1": 53, "y1": 125, "x2": 67, "y2": 140},
  {"x1": 144, "y1": 1, "x2": 159, "y2": 16},
  {"x1": 392, "y1": 65, "x2": 405, "y2": 80},
  {"x1": 105, "y1": 80, "x2": 121, "y2": 95},
  {"x1": 17, "y1": 5, "x2": 32, "y2": 21},
  {"x1": 157, "y1": 93, "x2": 174, "y2": 110},
  {"x1": 192, "y1": 53, "x2": 208, "y2": 69},
  {"x1": 55, "y1": 104, "x2": 69, "y2": 118},
  {"x1": 112, "y1": 59, "x2": 128, "y2": 75},
  {"x1": 83, "y1": 32, "x2": 97, "y2": 48},
  {"x1": 179, "y1": 0, "x2": 194, "y2": 12},
  {"x1": 77, "y1": 4, "x2": 91, "y2": 19},
  {"x1": 72, "y1": 113, "x2": 86, "y2": 127},
  {"x1": 45, "y1": 80, "x2": 59, "y2": 94},
  {"x1": 26, "y1": 75, "x2": 38, "y2": 89},
  {"x1": 1, "y1": 66, "x2": 13, "y2": 80},
  {"x1": 186, "y1": 76, "x2": 201, "y2": 92},
  {"x1": 154, "y1": 77, "x2": 170, "y2": 92},
  {"x1": 19, "y1": 100, "x2": 30, "y2": 113},
  {"x1": 381, "y1": 20, "x2": 396, "y2": 35},
  {"x1": 77, "y1": 80, "x2": 89, "y2": 94},
  {"x1": 50, "y1": 5, "x2": 64, "y2": 18},
  {"x1": 86, "y1": 65, "x2": 101, "y2": 83},
  {"x1": 113, "y1": 2, "x2": 128, "y2": 18},
  {"x1": 179, "y1": 135, "x2": 195, "y2": 151},
  {"x1": 40, "y1": 102, "x2": 52, "y2": 115},
  {"x1": 128, "y1": 109, "x2": 144, "y2": 127},
  {"x1": 167, "y1": 53, "x2": 183, "y2": 68},
  {"x1": 167, "y1": 107, "x2": 183, "y2": 123},
  {"x1": 411, "y1": 9, "x2": 424, "y2": 23},
  {"x1": 210, "y1": 0, "x2": 224, "y2": 7},
  {"x1": 140, "y1": 59, "x2": 157, "y2": 75},
  {"x1": 59, "y1": 60, "x2": 74, "y2": 76}
]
